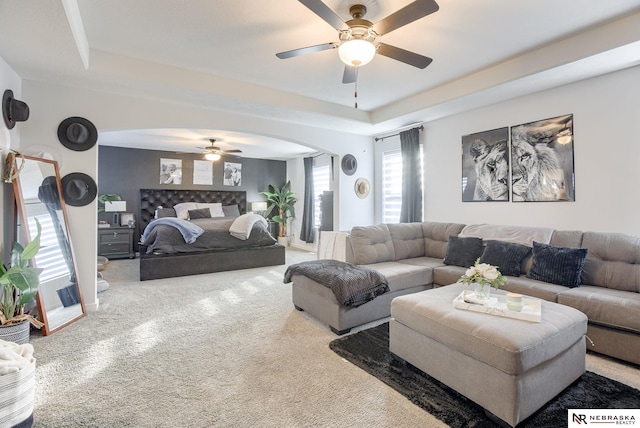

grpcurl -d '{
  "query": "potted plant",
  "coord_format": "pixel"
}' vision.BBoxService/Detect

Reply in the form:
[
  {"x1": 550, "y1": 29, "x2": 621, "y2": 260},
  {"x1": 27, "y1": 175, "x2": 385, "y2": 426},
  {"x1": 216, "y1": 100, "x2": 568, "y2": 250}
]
[
  {"x1": 0, "y1": 218, "x2": 44, "y2": 342},
  {"x1": 260, "y1": 181, "x2": 297, "y2": 245}
]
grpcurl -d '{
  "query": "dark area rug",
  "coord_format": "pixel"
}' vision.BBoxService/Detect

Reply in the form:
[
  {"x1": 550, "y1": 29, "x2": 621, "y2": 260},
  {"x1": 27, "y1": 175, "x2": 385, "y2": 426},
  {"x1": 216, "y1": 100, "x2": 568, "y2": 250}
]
[{"x1": 329, "y1": 323, "x2": 640, "y2": 428}]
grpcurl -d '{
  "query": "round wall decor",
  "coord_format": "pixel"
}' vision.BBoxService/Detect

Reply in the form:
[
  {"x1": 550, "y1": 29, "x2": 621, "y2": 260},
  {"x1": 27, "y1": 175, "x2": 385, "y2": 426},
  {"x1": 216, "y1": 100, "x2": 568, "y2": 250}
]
[
  {"x1": 355, "y1": 177, "x2": 370, "y2": 199},
  {"x1": 57, "y1": 117, "x2": 98, "y2": 151},
  {"x1": 341, "y1": 154, "x2": 357, "y2": 176},
  {"x1": 61, "y1": 172, "x2": 97, "y2": 207}
]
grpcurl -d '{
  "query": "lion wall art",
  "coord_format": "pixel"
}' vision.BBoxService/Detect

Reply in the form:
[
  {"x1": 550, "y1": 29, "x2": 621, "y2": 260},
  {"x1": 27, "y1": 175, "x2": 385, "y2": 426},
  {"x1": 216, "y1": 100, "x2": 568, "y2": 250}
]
[
  {"x1": 462, "y1": 127, "x2": 510, "y2": 202},
  {"x1": 510, "y1": 114, "x2": 575, "y2": 202}
]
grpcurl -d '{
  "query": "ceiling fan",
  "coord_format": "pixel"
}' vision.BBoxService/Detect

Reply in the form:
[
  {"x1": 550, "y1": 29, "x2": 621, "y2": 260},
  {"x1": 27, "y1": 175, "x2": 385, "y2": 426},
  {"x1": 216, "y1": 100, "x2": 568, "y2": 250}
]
[
  {"x1": 198, "y1": 139, "x2": 242, "y2": 161},
  {"x1": 276, "y1": 0, "x2": 439, "y2": 84}
]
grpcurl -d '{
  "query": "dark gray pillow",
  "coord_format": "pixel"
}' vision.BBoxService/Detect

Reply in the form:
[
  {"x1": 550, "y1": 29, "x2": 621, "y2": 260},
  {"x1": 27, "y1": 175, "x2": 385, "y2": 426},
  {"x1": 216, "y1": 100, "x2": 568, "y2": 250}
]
[
  {"x1": 156, "y1": 208, "x2": 177, "y2": 218},
  {"x1": 443, "y1": 235, "x2": 483, "y2": 267},
  {"x1": 480, "y1": 240, "x2": 531, "y2": 277},
  {"x1": 188, "y1": 208, "x2": 212, "y2": 220},
  {"x1": 223, "y1": 204, "x2": 241, "y2": 217},
  {"x1": 527, "y1": 241, "x2": 588, "y2": 287}
]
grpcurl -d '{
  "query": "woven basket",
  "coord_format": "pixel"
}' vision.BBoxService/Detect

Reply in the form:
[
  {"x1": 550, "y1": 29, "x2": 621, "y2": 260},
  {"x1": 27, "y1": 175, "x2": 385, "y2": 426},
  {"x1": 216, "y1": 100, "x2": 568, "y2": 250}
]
[
  {"x1": 0, "y1": 321, "x2": 30, "y2": 345},
  {"x1": 0, "y1": 359, "x2": 35, "y2": 428}
]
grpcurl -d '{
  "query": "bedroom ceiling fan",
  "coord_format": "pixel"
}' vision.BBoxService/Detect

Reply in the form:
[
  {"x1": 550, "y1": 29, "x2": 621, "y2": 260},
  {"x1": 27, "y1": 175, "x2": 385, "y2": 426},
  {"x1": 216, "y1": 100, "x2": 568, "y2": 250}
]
[
  {"x1": 276, "y1": 0, "x2": 439, "y2": 85},
  {"x1": 198, "y1": 139, "x2": 242, "y2": 161}
]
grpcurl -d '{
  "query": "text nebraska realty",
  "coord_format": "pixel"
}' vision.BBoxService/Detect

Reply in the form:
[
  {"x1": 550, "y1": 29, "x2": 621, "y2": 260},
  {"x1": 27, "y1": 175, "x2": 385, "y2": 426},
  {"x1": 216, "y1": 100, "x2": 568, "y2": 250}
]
[{"x1": 573, "y1": 413, "x2": 636, "y2": 424}]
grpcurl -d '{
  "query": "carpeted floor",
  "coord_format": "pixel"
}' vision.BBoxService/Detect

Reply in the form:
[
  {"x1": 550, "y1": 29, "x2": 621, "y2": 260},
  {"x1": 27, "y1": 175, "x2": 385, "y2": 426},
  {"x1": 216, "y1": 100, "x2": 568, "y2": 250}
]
[
  {"x1": 329, "y1": 323, "x2": 640, "y2": 428},
  {"x1": 28, "y1": 248, "x2": 640, "y2": 427}
]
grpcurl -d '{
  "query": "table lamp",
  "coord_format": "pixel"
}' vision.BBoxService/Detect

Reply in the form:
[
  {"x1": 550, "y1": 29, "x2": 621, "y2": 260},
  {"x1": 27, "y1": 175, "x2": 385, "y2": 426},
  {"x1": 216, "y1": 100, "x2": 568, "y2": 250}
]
[
  {"x1": 105, "y1": 200, "x2": 127, "y2": 225},
  {"x1": 251, "y1": 201, "x2": 268, "y2": 216}
]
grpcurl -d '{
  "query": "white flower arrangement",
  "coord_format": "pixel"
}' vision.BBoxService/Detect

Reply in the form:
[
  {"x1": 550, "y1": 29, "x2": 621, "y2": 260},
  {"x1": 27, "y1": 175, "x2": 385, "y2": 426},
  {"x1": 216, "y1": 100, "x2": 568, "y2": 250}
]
[{"x1": 459, "y1": 258, "x2": 506, "y2": 289}]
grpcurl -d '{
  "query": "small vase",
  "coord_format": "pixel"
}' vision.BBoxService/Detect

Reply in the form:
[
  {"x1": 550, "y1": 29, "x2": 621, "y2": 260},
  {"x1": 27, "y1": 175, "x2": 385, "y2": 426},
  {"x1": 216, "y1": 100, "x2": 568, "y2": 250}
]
[{"x1": 473, "y1": 282, "x2": 491, "y2": 301}]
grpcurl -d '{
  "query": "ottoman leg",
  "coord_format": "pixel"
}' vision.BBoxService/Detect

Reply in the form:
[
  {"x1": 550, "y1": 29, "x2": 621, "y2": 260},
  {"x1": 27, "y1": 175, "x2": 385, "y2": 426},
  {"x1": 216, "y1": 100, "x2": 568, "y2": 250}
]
[{"x1": 330, "y1": 326, "x2": 351, "y2": 335}]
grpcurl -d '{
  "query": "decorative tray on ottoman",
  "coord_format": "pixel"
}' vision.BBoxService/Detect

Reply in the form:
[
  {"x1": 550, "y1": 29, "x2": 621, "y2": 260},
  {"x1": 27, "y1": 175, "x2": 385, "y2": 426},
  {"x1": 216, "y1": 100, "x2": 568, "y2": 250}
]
[{"x1": 452, "y1": 290, "x2": 542, "y2": 322}]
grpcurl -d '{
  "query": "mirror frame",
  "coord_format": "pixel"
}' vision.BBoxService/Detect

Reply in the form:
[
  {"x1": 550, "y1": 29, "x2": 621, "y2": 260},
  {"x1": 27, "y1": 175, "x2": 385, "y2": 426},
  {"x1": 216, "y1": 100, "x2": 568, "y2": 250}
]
[{"x1": 10, "y1": 153, "x2": 86, "y2": 335}]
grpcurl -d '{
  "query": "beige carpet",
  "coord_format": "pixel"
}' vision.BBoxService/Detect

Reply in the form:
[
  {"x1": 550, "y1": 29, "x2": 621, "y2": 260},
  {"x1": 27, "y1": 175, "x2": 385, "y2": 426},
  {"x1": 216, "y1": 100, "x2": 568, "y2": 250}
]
[{"x1": 29, "y1": 248, "x2": 639, "y2": 427}]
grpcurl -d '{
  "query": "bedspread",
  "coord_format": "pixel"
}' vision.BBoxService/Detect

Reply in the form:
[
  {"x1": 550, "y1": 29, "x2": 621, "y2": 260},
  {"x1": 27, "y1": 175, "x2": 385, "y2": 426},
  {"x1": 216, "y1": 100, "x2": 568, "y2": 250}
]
[
  {"x1": 283, "y1": 259, "x2": 389, "y2": 307},
  {"x1": 141, "y1": 217, "x2": 276, "y2": 254}
]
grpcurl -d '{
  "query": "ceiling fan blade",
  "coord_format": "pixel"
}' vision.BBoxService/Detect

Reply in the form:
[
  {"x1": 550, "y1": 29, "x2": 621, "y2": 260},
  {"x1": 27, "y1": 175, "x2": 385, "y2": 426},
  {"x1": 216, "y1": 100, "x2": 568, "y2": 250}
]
[
  {"x1": 374, "y1": 0, "x2": 439, "y2": 35},
  {"x1": 276, "y1": 42, "x2": 337, "y2": 59},
  {"x1": 377, "y1": 43, "x2": 433, "y2": 69},
  {"x1": 342, "y1": 65, "x2": 356, "y2": 84},
  {"x1": 224, "y1": 150, "x2": 242, "y2": 154},
  {"x1": 298, "y1": 0, "x2": 348, "y2": 31}
]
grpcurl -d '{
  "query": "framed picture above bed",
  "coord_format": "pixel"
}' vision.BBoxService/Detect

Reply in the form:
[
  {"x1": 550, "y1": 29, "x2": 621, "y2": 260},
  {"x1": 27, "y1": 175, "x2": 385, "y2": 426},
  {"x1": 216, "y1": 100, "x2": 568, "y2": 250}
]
[
  {"x1": 193, "y1": 160, "x2": 213, "y2": 185},
  {"x1": 160, "y1": 158, "x2": 182, "y2": 185},
  {"x1": 223, "y1": 162, "x2": 242, "y2": 187},
  {"x1": 461, "y1": 127, "x2": 509, "y2": 202},
  {"x1": 510, "y1": 114, "x2": 574, "y2": 202}
]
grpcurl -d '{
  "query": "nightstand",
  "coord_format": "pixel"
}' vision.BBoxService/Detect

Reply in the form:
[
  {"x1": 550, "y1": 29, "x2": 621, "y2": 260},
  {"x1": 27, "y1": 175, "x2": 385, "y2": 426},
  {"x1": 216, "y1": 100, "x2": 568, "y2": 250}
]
[{"x1": 98, "y1": 226, "x2": 135, "y2": 259}]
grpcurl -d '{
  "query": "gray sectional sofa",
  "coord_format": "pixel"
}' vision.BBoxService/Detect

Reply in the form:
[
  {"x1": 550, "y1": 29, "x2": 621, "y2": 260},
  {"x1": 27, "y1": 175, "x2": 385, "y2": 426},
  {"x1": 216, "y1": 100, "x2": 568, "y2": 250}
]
[{"x1": 290, "y1": 221, "x2": 640, "y2": 365}]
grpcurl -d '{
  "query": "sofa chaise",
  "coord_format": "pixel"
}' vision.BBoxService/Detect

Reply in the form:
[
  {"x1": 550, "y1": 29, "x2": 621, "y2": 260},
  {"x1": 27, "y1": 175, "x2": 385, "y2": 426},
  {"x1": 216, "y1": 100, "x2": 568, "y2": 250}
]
[{"x1": 289, "y1": 221, "x2": 640, "y2": 365}]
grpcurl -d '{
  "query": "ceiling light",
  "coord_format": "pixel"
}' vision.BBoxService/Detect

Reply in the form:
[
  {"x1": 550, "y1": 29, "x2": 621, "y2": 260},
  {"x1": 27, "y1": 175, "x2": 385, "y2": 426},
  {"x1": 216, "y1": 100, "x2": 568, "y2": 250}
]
[
  {"x1": 338, "y1": 40, "x2": 376, "y2": 67},
  {"x1": 205, "y1": 152, "x2": 220, "y2": 161}
]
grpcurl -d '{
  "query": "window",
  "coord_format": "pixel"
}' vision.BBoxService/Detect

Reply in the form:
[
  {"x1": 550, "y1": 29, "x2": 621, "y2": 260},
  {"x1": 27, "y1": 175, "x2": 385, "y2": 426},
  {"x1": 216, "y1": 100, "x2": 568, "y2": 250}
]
[
  {"x1": 382, "y1": 147, "x2": 424, "y2": 223},
  {"x1": 313, "y1": 163, "x2": 331, "y2": 227},
  {"x1": 27, "y1": 213, "x2": 70, "y2": 282}
]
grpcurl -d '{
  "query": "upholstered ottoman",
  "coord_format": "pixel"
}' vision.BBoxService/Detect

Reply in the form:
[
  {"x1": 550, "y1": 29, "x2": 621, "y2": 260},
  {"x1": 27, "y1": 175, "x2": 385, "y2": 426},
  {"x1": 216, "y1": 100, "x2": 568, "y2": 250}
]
[{"x1": 390, "y1": 283, "x2": 588, "y2": 427}]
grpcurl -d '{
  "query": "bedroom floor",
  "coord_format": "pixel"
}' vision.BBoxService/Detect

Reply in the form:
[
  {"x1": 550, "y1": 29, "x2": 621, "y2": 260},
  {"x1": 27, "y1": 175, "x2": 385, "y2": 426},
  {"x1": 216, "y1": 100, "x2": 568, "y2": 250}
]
[
  {"x1": 29, "y1": 247, "x2": 639, "y2": 427},
  {"x1": 100, "y1": 247, "x2": 640, "y2": 389}
]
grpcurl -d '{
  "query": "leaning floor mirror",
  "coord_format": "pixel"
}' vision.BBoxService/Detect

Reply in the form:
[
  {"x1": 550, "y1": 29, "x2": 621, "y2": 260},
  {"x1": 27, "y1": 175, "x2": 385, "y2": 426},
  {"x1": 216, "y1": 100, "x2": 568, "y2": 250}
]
[{"x1": 9, "y1": 153, "x2": 86, "y2": 335}]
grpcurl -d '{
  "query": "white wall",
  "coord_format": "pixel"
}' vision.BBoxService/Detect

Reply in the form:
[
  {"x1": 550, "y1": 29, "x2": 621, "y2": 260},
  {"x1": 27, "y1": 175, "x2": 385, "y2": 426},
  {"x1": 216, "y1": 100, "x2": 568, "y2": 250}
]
[
  {"x1": 422, "y1": 66, "x2": 640, "y2": 234},
  {"x1": 18, "y1": 80, "x2": 375, "y2": 305},
  {"x1": 0, "y1": 56, "x2": 23, "y2": 260}
]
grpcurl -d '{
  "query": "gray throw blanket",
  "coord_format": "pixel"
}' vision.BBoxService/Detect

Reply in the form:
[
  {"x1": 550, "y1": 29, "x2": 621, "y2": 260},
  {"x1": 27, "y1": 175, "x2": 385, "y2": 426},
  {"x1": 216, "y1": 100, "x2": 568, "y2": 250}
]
[
  {"x1": 283, "y1": 259, "x2": 389, "y2": 307},
  {"x1": 141, "y1": 218, "x2": 204, "y2": 244}
]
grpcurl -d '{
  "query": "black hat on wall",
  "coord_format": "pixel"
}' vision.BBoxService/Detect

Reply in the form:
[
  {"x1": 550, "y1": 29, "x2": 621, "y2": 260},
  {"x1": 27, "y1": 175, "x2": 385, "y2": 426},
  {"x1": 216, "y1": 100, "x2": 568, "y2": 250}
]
[
  {"x1": 57, "y1": 117, "x2": 98, "y2": 151},
  {"x1": 2, "y1": 89, "x2": 30, "y2": 129},
  {"x1": 61, "y1": 172, "x2": 97, "y2": 207}
]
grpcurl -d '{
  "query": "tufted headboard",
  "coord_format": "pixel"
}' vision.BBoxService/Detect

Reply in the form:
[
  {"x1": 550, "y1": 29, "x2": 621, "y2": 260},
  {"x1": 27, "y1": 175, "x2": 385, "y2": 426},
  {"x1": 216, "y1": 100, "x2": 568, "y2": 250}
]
[{"x1": 139, "y1": 189, "x2": 247, "y2": 234}]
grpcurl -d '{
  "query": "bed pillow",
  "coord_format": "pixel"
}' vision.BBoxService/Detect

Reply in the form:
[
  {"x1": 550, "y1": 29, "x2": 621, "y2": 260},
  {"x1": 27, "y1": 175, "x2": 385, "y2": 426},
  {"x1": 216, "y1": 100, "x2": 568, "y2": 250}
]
[
  {"x1": 188, "y1": 208, "x2": 212, "y2": 220},
  {"x1": 222, "y1": 204, "x2": 241, "y2": 217},
  {"x1": 479, "y1": 240, "x2": 531, "y2": 277},
  {"x1": 527, "y1": 241, "x2": 588, "y2": 287},
  {"x1": 155, "y1": 207, "x2": 177, "y2": 219},
  {"x1": 173, "y1": 202, "x2": 198, "y2": 220},
  {"x1": 197, "y1": 202, "x2": 225, "y2": 218},
  {"x1": 443, "y1": 235, "x2": 483, "y2": 267}
]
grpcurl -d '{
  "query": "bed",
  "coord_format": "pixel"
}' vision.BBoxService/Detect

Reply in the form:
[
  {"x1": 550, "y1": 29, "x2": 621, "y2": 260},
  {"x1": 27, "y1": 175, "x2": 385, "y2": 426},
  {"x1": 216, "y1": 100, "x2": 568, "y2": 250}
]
[{"x1": 138, "y1": 189, "x2": 285, "y2": 281}]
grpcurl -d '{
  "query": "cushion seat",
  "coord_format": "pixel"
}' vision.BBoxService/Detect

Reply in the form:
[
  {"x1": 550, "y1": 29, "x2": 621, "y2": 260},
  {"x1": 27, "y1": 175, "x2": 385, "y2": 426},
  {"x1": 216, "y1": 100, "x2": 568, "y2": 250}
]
[
  {"x1": 558, "y1": 285, "x2": 640, "y2": 334},
  {"x1": 361, "y1": 262, "x2": 432, "y2": 292}
]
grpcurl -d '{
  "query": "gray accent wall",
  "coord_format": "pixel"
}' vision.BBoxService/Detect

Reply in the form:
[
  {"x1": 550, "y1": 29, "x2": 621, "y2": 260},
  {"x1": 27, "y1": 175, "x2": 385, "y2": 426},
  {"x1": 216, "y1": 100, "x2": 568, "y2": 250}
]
[{"x1": 98, "y1": 146, "x2": 286, "y2": 247}]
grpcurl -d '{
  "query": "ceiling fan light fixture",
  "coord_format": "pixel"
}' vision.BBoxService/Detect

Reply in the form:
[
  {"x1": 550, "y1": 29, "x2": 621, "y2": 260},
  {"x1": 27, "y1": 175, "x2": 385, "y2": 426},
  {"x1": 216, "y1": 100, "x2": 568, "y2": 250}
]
[
  {"x1": 205, "y1": 152, "x2": 221, "y2": 161},
  {"x1": 338, "y1": 39, "x2": 376, "y2": 67}
]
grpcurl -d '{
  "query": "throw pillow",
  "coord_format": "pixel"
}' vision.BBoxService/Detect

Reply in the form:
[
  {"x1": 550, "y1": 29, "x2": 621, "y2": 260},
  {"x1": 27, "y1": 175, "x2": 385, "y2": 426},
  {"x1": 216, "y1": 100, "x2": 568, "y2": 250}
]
[
  {"x1": 174, "y1": 202, "x2": 198, "y2": 220},
  {"x1": 443, "y1": 235, "x2": 484, "y2": 267},
  {"x1": 527, "y1": 241, "x2": 588, "y2": 287},
  {"x1": 222, "y1": 204, "x2": 241, "y2": 217},
  {"x1": 479, "y1": 240, "x2": 531, "y2": 277},
  {"x1": 197, "y1": 202, "x2": 224, "y2": 218},
  {"x1": 155, "y1": 207, "x2": 176, "y2": 218},
  {"x1": 188, "y1": 208, "x2": 212, "y2": 220}
]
